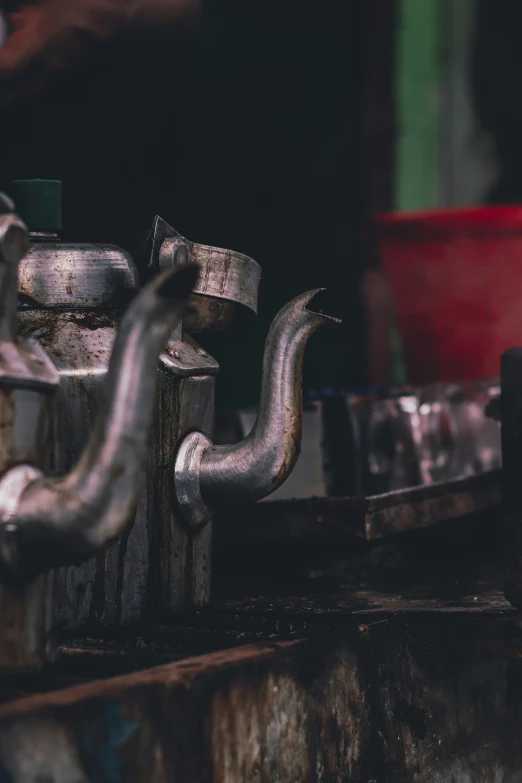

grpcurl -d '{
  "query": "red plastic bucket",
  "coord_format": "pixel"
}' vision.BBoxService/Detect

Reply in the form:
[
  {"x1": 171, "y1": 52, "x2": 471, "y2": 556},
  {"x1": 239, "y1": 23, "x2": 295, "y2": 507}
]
[{"x1": 374, "y1": 206, "x2": 522, "y2": 385}]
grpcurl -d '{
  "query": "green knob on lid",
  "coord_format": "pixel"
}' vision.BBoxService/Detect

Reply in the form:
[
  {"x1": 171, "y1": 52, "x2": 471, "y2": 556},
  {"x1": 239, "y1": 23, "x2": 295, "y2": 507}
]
[{"x1": 11, "y1": 179, "x2": 62, "y2": 232}]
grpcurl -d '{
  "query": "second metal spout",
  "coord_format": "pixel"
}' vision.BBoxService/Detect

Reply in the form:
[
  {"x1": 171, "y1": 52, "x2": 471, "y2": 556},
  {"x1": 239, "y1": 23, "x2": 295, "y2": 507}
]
[
  {"x1": 201, "y1": 289, "x2": 340, "y2": 505},
  {"x1": 175, "y1": 289, "x2": 340, "y2": 524}
]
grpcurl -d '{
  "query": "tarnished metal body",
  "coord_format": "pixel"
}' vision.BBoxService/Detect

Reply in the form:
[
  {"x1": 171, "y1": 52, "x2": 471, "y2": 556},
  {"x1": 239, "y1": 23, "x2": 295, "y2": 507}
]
[
  {"x1": 18, "y1": 305, "x2": 217, "y2": 625},
  {"x1": 18, "y1": 242, "x2": 147, "y2": 627},
  {"x1": 18, "y1": 245, "x2": 142, "y2": 628},
  {"x1": 0, "y1": 194, "x2": 198, "y2": 668}
]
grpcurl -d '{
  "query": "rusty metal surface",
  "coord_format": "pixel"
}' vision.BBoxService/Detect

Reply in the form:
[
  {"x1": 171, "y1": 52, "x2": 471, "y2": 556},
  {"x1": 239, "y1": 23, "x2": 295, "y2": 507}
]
[
  {"x1": 0, "y1": 598, "x2": 521, "y2": 781},
  {"x1": 53, "y1": 373, "x2": 215, "y2": 629},
  {"x1": 19, "y1": 309, "x2": 123, "y2": 628},
  {"x1": 147, "y1": 373, "x2": 215, "y2": 617},
  {"x1": 18, "y1": 315, "x2": 215, "y2": 626},
  {"x1": 18, "y1": 310, "x2": 118, "y2": 480},
  {"x1": 0, "y1": 506, "x2": 515, "y2": 779},
  {"x1": 216, "y1": 469, "x2": 502, "y2": 542},
  {"x1": 18, "y1": 306, "x2": 215, "y2": 629}
]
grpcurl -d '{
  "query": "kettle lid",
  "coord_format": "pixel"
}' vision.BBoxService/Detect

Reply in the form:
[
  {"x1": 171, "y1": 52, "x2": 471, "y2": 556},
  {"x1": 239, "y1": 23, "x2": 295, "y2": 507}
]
[{"x1": 19, "y1": 242, "x2": 140, "y2": 310}]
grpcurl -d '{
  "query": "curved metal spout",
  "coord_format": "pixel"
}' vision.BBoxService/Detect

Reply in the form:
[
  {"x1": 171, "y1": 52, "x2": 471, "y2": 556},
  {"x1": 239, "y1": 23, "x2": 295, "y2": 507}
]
[
  {"x1": 201, "y1": 289, "x2": 340, "y2": 505},
  {"x1": 174, "y1": 289, "x2": 340, "y2": 525},
  {"x1": 0, "y1": 263, "x2": 199, "y2": 576}
]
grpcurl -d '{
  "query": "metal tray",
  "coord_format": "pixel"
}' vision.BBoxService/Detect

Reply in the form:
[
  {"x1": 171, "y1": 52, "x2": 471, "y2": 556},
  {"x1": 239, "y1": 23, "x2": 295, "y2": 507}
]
[{"x1": 216, "y1": 469, "x2": 501, "y2": 542}]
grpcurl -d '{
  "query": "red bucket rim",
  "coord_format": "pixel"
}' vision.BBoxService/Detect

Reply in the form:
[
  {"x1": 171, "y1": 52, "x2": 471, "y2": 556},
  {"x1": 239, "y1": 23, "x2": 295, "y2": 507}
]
[{"x1": 373, "y1": 205, "x2": 522, "y2": 239}]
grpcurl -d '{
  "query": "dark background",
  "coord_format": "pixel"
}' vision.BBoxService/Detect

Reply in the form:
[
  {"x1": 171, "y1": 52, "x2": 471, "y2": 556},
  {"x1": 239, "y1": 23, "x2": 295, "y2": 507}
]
[
  {"x1": 4, "y1": 0, "x2": 514, "y2": 405},
  {"x1": 1, "y1": 0, "x2": 381, "y2": 406},
  {"x1": 473, "y1": 0, "x2": 522, "y2": 206}
]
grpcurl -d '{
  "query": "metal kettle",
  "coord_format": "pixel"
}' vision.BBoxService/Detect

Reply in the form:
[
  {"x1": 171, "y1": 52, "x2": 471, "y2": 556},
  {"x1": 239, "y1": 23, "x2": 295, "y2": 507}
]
[
  {"x1": 15, "y1": 180, "x2": 147, "y2": 628},
  {"x1": 0, "y1": 193, "x2": 198, "y2": 669},
  {"x1": 145, "y1": 216, "x2": 340, "y2": 617},
  {"x1": 18, "y1": 192, "x2": 339, "y2": 628}
]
